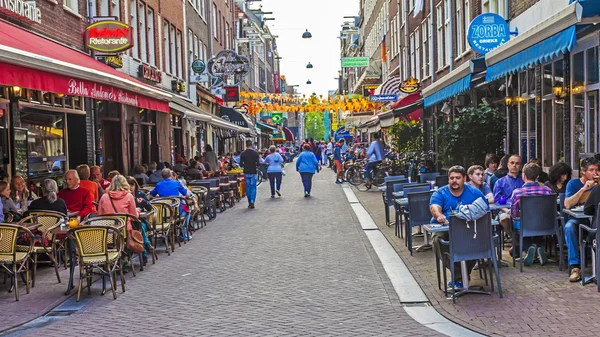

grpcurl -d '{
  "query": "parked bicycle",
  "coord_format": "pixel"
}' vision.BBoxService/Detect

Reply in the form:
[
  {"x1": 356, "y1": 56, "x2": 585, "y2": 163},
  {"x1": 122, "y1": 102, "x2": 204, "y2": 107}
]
[{"x1": 345, "y1": 159, "x2": 390, "y2": 191}]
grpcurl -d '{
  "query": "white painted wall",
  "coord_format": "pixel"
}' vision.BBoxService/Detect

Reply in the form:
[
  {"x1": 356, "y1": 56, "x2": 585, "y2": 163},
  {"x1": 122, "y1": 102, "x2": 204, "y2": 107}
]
[{"x1": 509, "y1": 0, "x2": 570, "y2": 33}]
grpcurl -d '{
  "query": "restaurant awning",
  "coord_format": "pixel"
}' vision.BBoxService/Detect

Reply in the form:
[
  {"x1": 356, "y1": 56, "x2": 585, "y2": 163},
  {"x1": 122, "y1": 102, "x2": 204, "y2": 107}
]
[
  {"x1": 209, "y1": 116, "x2": 240, "y2": 132},
  {"x1": 256, "y1": 122, "x2": 277, "y2": 132},
  {"x1": 219, "y1": 106, "x2": 256, "y2": 136},
  {"x1": 0, "y1": 21, "x2": 170, "y2": 113},
  {"x1": 170, "y1": 96, "x2": 212, "y2": 122},
  {"x1": 374, "y1": 76, "x2": 402, "y2": 95},
  {"x1": 391, "y1": 92, "x2": 423, "y2": 120},
  {"x1": 282, "y1": 127, "x2": 295, "y2": 142},
  {"x1": 423, "y1": 58, "x2": 485, "y2": 108},
  {"x1": 484, "y1": 1, "x2": 597, "y2": 82}
]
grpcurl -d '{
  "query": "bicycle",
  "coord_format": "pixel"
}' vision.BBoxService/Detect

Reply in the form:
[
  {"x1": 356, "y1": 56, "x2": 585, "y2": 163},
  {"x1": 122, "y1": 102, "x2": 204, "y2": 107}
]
[{"x1": 345, "y1": 159, "x2": 389, "y2": 191}]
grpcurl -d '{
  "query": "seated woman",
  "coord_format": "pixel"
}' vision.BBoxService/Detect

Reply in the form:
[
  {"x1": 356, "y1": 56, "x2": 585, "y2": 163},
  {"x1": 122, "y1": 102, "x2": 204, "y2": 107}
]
[
  {"x1": 0, "y1": 181, "x2": 23, "y2": 221},
  {"x1": 97, "y1": 175, "x2": 139, "y2": 229},
  {"x1": 28, "y1": 179, "x2": 68, "y2": 215},
  {"x1": 10, "y1": 175, "x2": 37, "y2": 213},
  {"x1": 544, "y1": 162, "x2": 571, "y2": 195},
  {"x1": 127, "y1": 177, "x2": 154, "y2": 264}
]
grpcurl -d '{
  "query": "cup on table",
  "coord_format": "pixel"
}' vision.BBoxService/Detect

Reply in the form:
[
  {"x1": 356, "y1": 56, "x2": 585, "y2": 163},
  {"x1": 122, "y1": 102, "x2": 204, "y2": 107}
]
[{"x1": 68, "y1": 218, "x2": 78, "y2": 228}]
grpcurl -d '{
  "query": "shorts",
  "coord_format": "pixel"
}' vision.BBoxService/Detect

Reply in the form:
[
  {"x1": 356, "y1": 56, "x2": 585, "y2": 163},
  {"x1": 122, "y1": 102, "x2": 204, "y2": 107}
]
[{"x1": 335, "y1": 160, "x2": 343, "y2": 173}]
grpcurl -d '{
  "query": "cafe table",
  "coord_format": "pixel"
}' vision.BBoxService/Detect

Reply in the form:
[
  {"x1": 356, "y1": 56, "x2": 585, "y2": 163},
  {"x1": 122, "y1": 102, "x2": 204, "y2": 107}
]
[{"x1": 49, "y1": 225, "x2": 76, "y2": 295}]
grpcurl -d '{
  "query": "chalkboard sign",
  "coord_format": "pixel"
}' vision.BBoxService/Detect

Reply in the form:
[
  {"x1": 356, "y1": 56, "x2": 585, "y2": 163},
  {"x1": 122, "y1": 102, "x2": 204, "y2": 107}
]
[{"x1": 14, "y1": 128, "x2": 28, "y2": 178}]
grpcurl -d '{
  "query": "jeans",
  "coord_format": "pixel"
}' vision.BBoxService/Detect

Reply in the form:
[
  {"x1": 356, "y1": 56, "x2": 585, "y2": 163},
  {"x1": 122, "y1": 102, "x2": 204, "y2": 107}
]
[
  {"x1": 140, "y1": 221, "x2": 151, "y2": 257},
  {"x1": 300, "y1": 172, "x2": 313, "y2": 194},
  {"x1": 267, "y1": 172, "x2": 283, "y2": 196},
  {"x1": 564, "y1": 218, "x2": 582, "y2": 266},
  {"x1": 245, "y1": 173, "x2": 258, "y2": 204},
  {"x1": 365, "y1": 161, "x2": 378, "y2": 181}
]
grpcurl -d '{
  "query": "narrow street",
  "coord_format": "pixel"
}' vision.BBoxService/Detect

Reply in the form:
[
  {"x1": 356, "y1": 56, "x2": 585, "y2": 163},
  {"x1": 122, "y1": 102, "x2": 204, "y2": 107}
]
[{"x1": 18, "y1": 169, "x2": 441, "y2": 337}]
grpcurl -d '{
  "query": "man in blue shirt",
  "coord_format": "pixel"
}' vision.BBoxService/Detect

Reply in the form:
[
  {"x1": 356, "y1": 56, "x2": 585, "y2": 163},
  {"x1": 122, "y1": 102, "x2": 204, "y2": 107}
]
[
  {"x1": 564, "y1": 157, "x2": 599, "y2": 282},
  {"x1": 149, "y1": 168, "x2": 193, "y2": 239},
  {"x1": 466, "y1": 165, "x2": 494, "y2": 204},
  {"x1": 493, "y1": 154, "x2": 523, "y2": 239},
  {"x1": 365, "y1": 132, "x2": 385, "y2": 187},
  {"x1": 334, "y1": 139, "x2": 344, "y2": 184},
  {"x1": 430, "y1": 165, "x2": 487, "y2": 288}
]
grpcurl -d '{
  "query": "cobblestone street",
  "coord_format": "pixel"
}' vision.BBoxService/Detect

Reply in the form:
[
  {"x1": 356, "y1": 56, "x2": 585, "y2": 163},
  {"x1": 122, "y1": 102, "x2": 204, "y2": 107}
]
[{"x1": 4, "y1": 169, "x2": 442, "y2": 336}]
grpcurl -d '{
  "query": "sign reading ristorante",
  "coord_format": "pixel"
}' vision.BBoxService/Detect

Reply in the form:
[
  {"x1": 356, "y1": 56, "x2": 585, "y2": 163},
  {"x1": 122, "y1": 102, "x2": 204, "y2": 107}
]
[
  {"x1": 0, "y1": 0, "x2": 42, "y2": 24},
  {"x1": 85, "y1": 21, "x2": 134, "y2": 53}
]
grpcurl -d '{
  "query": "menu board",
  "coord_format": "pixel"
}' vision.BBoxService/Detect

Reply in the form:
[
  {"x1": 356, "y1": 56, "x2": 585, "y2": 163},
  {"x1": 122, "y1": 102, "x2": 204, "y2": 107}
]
[{"x1": 14, "y1": 128, "x2": 28, "y2": 178}]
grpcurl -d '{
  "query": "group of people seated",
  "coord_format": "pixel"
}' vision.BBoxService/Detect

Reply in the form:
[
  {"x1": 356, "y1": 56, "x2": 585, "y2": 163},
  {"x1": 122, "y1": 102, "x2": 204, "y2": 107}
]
[{"x1": 429, "y1": 153, "x2": 594, "y2": 287}]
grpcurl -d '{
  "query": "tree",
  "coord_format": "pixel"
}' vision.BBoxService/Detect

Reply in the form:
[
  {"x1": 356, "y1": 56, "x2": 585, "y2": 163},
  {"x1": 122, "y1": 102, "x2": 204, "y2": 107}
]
[
  {"x1": 436, "y1": 104, "x2": 506, "y2": 168},
  {"x1": 305, "y1": 111, "x2": 325, "y2": 140},
  {"x1": 389, "y1": 119, "x2": 423, "y2": 155}
]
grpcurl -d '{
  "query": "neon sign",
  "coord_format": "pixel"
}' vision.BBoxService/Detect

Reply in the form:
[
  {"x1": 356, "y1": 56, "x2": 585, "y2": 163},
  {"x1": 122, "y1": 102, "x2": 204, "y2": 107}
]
[
  {"x1": 85, "y1": 21, "x2": 134, "y2": 53},
  {"x1": 207, "y1": 50, "x2": 250, "y2": 86}
]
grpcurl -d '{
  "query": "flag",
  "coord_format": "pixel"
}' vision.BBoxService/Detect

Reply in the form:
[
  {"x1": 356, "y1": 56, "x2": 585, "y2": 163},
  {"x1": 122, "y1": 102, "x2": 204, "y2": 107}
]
[{"x1": 381, "y1": 33, "x2": 387, "y2": 63}]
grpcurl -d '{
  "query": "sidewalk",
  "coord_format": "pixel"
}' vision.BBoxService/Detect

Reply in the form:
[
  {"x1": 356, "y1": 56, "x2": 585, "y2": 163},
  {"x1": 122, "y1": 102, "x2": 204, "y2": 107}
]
[
  {"x1": 353, "y1": 187, "x2": 600, "y2": 337},
  {"x1": 8, "y1": 169, "x2": 442, "y2": 336}
]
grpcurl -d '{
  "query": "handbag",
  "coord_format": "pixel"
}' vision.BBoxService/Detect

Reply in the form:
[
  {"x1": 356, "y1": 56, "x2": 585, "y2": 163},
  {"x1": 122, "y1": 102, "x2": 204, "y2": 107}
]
[{"x1": 108, "y1": 195, "x2": 145, "y2": 254}]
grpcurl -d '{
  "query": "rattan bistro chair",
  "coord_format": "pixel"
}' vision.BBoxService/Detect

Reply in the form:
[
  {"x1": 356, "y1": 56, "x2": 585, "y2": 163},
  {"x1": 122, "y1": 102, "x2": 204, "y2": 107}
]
[
  {"x1": 67, "y1": 222, "x2": 125, "y2": 302},
  {"x1": 17, "y1": 211, "x2": 65, "y2": 287},
  {"x1": 152, "y1": 197, "x2": 182, "y2": 249},
  {"x1": 0, "y1": 223, "x2": 34, "y2": 301},
  {"x1": 191, "y1": 187, "x2": 208, "y2": 229},
  {"x1": 89, "y1": 214, "x2": 144, "y2": 273},
  {"x1": 149, "y1": 200, "x2": 175, "y2": 255}
]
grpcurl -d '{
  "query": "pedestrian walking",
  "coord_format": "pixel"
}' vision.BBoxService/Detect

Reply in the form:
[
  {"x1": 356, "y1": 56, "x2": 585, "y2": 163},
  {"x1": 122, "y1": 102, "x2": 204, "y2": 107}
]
[
  {"x1": 334, "y1": 139, "x2": 345, "y2": 184},
  {"x1": 265, "y1": 145, "x2": 284, "y2": 198},
  {"x1": 239, "y1": 140, "x2": 261, "y2": 209},
  {"x1": 296, "y1": 144, "x2": 320, "y2": 197}
]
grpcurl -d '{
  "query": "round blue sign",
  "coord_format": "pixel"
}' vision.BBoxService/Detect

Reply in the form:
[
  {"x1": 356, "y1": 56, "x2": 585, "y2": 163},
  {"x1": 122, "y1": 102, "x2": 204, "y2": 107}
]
[
  {"x1": 262, "y1": 97, "x2": 269, "y2": 103},
  {"x1": 467, "y1": 13, "x2": 510, "y2": 55}
]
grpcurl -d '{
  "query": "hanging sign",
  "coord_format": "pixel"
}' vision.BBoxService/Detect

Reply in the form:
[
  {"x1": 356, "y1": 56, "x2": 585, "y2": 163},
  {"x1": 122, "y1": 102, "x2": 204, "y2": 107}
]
[
  {"x1": 341, "y1": 57, "x2": 369, "y2": 68},
  {"x1": 97, "y1": 55, "x2": 123, "y2": 69},
  {"x1": 467, "y1": 13, "x2": 510, "y2": 54},
  {"x1": 138, "y1": 64, "x2": 162, "y2": 83},
  {"x1": 86, "y1": 21, "x2": 134, "y2": 53},
  {"x1": 224, "y1": 86, "x2": 239, "y2": 102},
  {"x1": 370, "y1": 95, "x2": 398, "y2": 102},
  {"x1": 207, "y1": 49, "x2": 250, "y2": 86},
  {"x1": 190, "y1": 74, "x2": 209, "y2": 83},
  {"x1": 191, "y1": 59, "x2": 206, "y2": 74},
  {"x1": 0, "y1": 0, "x2": 41, "y2": 24},
  {"x1": 399, "y1": 77, "x2": 420, "y2": 94}
]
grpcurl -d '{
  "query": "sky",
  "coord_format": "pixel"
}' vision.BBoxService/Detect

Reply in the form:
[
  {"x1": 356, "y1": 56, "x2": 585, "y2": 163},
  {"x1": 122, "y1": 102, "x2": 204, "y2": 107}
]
[{"x1": 258, "y1": 0, "x2": 360, "y2": 97}]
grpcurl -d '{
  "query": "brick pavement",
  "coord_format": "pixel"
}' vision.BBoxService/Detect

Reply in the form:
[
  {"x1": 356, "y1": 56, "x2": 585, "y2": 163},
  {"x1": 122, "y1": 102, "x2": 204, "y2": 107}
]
[
  {"x1": 353, "y1": 187, "x2": 600, "y2": 337},
  {"x1": 9, "y1": 169, "x2": 442, "y2": 336}
]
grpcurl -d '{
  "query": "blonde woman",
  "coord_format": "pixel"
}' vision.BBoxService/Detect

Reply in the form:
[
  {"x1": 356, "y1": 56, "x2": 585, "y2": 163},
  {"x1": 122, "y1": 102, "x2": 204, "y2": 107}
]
[
  {"x1": 97, "y1": 175, "x2": 139, "y2": 230},
  {"x1": 10, "y1": 175, "x2": 37, "y2": 212}
]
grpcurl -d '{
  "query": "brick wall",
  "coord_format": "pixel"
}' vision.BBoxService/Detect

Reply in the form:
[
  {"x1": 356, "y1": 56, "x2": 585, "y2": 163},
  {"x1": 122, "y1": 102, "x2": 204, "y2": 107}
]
[
  {"x1": 510, "y1": 0, "x2": 541, "y2": 19},
  {"x1": 0, "y1": 0, "x2": 88, "y2": 51},
  {"x1": 211, "y1": 0, "x2": 234, "y2": 53}
]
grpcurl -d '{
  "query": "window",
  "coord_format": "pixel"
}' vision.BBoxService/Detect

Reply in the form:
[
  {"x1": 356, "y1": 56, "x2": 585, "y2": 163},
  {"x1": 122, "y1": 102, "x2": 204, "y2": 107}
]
[
  {"x1": 427, "y1": 16, "x2": 433, "y2": 77},
  {"x1": 436, "y1": 4, "x2": 444, "y2": 68},
  {"x1": 176, "y1": 30, "x2": 183, "y2": 78},
  {"x1": 148, "y1": 7, "x2": 156, "y2": 65},
  {"x1": 100, "y1": 0, "x2": 109, "y2": 16},
  {"x1": 226, "y1": 22, "x2": 230, "y2": 49},
  {"x1": 188, "y1": 30, "x2": 194, "y2": 74},
  {"x1": 100, "y1": 0, "x2": 119, "y2": 19},
  {"x1": 422, "y1": 20, "x2": 429, "y2": 78},
  {"x1": 219, "y1": 11, "x2": 223, "y2": 41},
  {"x1": 212, "y1": 3, "x2": 218, "y2": 39},
  {"x1": 139, "y1": 2, "x2": 147, "y2": 62},
  {"x1": 199, "y1": 0, "x2": 206, "y2": 18},
  {"x1": 170, "y1": 25, "x2": 177, "y2": 76},
  {"x1": 402, "y1": 47, "x2": 407, "y2": 79},
  {"x1": 130, "y1": 0, "x2": 139, "y2": 59},
  {"x1": 456, "y1": 0, "x2": 463, "y2": 56},
  {"x1": 164, "y1": 20, "x2": 171, "y2": 73},
  {"x1": 415, "y1": 28, "x2": 420, "y2": 80},
  {"x1": 64, "y1": 0, "x2": 78, "y2": 13},
  {"x1": 482, "y1": 0, "x2": 506, "y2": 18},
  {"x1": 465, "y1": 0, "x2": 471, "y2": 50},
  {"x1": 410, "y1": 33, "x2": 415, "y2": 78},
  {"x1": 444, "y1": 0, "x2": 451, "y2": 65}
]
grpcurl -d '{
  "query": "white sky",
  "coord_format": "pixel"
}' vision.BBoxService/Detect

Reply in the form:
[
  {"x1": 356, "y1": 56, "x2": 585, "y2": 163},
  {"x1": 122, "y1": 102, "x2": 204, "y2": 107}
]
[{"x1": 258, "y1": 0, "x2": 360, "y2": 97}]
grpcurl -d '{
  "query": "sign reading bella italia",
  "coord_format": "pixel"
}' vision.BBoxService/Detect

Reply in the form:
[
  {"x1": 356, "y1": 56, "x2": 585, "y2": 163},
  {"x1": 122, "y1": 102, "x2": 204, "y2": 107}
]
[
  {"x1": 85, "y1": 21, "x2": 134, "y2": 53},
  {"x1": 67, "y1": 79, "x2": 140, "y2": 107},
  {"x1": 0, "y1": 0, "x2": 42, "y2": 24}
]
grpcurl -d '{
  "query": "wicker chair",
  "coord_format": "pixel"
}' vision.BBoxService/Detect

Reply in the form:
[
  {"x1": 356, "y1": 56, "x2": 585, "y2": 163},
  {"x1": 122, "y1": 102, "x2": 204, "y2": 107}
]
[
  {"x1": 17, "y1": 211, "x2": 65, "y2": 287},
  {"x1": 191, "y1": 187, "x2": 208, "y2": 229},
  {"x1": 141, "y1": 205, "x2": 158, "y2": 264},
  {"x1": 0, "y1": 223, "x2": 34, "y2": 301},
  {"x1": 149, "y1": 200, "x2": 174, "y2": 255},
  {"x1": 152, "y1": 197, "x2": 183, "y2": 249},
  {"x1": 67, "y1": 221, "x2": 125, "y2": 301}
]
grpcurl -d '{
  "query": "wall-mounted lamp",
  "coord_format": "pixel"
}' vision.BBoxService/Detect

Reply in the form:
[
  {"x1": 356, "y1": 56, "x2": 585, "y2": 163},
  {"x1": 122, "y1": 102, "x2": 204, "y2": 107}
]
[
  {"x1": 12, "y1": 86, "x2": 22, "y2": 98},
  {"x1": 572, "y1": 83, "x2": 584, "y2": 95},
  {"x1": 504, "y1": 97, "x2": 513, "y2": 105},
  {"x1": 553, "y1": 83, "x2": 567, "y2": 99}
]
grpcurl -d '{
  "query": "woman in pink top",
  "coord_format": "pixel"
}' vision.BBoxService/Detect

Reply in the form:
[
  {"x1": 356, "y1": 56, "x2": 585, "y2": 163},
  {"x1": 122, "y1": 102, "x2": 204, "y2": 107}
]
[{"x1": 97, "y1": 175, "x2": 139, "y2": 230}]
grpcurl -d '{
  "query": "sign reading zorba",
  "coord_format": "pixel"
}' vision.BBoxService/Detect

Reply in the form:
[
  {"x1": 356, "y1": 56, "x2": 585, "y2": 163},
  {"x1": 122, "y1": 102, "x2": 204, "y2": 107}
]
[
  {"x1": 86, "y1": 21, "x2": 134, "y2": 53},
  {"x1": 467, "y1": 13, "x2": 510, "y2": 55}
]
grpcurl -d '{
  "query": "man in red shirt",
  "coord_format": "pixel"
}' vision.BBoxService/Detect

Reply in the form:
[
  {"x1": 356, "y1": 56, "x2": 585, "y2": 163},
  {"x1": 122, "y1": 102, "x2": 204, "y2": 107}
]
[{"x1": 58, "y1": 170, "x2": 94, "y2": 222}]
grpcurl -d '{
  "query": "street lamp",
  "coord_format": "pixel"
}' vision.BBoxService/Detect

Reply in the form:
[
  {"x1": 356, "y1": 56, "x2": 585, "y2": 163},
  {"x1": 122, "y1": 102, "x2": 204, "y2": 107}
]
[
  {"x1": 302, "y1": 29, "x2": 312, "y2": 39},
  {"x1": 306, "y1": 80, "x2": 312, "y2": 85},
  {"x1": 306, "y1": 62, "x2": 313, "y2": 69}
]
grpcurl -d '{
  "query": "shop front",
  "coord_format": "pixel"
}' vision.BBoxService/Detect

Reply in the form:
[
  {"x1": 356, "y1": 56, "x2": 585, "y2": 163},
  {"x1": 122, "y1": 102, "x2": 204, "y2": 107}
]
[
  {"x1": 0, "y1": 20, "x2": 170, "y2": 185},
  {"x1": 170, "y1": 95, "x2": 212, "y2": 160}
]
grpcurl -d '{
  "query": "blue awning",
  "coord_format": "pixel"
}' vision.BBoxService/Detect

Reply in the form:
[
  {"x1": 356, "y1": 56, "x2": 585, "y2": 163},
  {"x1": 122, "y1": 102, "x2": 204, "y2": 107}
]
[
  {"x1": 486, "y1": 26, "x2": 576, "y2": 82},
  {"x1": 574, "y1": 0, "x2": 600, "y2": 18},
  {"x1": 256, "y1": 122, "x2": 276, "y2": 131},
  {"x1": 424, "y1": 74, "x2": 471, "y2": 108}
]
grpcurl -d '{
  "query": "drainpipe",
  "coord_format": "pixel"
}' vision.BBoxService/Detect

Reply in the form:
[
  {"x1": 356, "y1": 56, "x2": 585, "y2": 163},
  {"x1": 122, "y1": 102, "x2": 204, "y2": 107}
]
[
  {"x1": 449, "y1": 0, "x2": 454, "y2": 71},
  {"x1": 397, "y1": 0, "x2": 402, "y2": 78},
  {"x1": 404, "y1": 0, "x2": 409, "y2": 76},
  {"x1": 429, "y1": 0, "x2": 434, "y2": 82}
]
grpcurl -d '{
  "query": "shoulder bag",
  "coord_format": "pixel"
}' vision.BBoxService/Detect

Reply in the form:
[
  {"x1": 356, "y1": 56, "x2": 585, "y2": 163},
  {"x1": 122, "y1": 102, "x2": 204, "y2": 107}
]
[{"x1": 108, "y1": 195, "x2": 144, "y2": 254}]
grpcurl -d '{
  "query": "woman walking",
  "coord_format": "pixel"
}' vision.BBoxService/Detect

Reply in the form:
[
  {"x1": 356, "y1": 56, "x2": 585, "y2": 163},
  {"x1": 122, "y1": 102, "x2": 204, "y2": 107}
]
[
  {"x1": 296, "y1": 144, "x2": 320, "y2": 197},
  {"x1": 265, "y1": 145, "x2": 284, "y2": 198}
]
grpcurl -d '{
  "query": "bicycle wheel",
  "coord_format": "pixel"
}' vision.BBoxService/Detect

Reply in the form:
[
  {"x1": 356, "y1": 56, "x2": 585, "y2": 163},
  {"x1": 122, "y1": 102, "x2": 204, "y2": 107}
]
[
  {"x1": 372, "y1": 168, "x2": 387, "y2": 187},
  {"x1": 257, "y1": 172, "x2": 263, "y2": 186},
  {"x1": 345, "y1": 166, "x2": 364, "y2": 186}
]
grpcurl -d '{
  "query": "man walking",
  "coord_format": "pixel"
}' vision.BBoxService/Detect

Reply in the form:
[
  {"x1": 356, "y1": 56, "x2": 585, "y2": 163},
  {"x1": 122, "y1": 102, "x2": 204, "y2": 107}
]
[
  {"x1": 239, "y1": 140, "x2": 261, "y2": 209},
  {"x1": 334, "y1": 139, "x2": 345, "y2": 184},
  {"x1": 365, "y1": 132, "x2": 385, "y2": 188}
]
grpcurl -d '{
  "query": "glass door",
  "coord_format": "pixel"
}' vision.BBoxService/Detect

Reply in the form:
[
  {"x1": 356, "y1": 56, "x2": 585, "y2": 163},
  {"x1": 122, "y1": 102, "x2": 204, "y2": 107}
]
[{"x1": 587, "y1": 90, "x2": 598, "y2": 153}]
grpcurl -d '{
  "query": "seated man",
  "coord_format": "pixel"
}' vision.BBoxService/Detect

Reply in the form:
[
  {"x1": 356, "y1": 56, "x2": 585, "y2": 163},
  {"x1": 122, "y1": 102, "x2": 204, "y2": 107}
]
[
  {"x1": 58, "y1": 170, "x2": 94, "y2": 222},
  {"x1": 466, "y1": 165, "x2": 494, "y2": 204},
  {"x1": 564, "y1": 157, "x2": 599, "y2": 282},
  {"x1": 493, "y1": 154, "x2": 524, "y2": 239},
  {"x1": 430, "y1": 165, "x2": 487, "y2": 288},
  {"x1": 510, "y1": 163, "x2": 553, "y2": 265},
  {"x1": 149, "y1": 168, "x2": 193, "y2": 239}
]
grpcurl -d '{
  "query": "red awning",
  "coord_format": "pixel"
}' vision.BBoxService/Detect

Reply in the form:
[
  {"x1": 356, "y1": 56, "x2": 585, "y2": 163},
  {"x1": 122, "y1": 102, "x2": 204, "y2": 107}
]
[
  {"x1": 0, "y1": 21, "x2": 170, "y2": 113},
  {"x1": 282, "y1": 127, "x2": 294, "y2": 142},
  {"x1": 390, "y1": 92, "x2": 422, "y2": 120}
]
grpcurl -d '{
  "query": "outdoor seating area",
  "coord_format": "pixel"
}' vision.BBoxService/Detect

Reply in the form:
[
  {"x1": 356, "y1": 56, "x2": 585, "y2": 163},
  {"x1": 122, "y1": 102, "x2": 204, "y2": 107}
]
[{"x1": 0, "y1": 174, "x2": 244, "y2": 303}]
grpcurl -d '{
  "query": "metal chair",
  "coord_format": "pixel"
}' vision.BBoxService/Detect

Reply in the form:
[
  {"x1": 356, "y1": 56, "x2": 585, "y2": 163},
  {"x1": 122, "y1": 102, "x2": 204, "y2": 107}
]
[
  {"x1": 419, "y1": 172, "x2": 440, "y2": 184},
  {"x1": 512, "y1": 194, "x2": 563, "y2": 272},
  {"x1": 190, "y1": 187, "x2": 209, "y2": 229},
  {"x1": 579, "y1": 202, "x2": 599, "y2": 289},
  {"x1": 67, "y1": 222, "x2": 125, "y2": 302},
  {"x1": 444, "y1": 213, "x2": 502, "y2": 303},
  {"x1": 393, "y1": 182, "x2": 429, "y2": 238},
  {"x1": 148, "y1": 202, "x2": 173, "y2": 256},
  {"x1": 435, "y1": 175, "x2": 449, "y2": 188},
  {"x1": 382, "y1": 177, "x2": 409, "y2": 227},
  {"x1": 0, "y1": 223, "x2": 34, "y2": 301},
  {"x1": 405, "y1": 191, "x2": 434, "y2": 255},
  {"x1": 17, "y1": 211, "x2": 64, "y2": 287}
]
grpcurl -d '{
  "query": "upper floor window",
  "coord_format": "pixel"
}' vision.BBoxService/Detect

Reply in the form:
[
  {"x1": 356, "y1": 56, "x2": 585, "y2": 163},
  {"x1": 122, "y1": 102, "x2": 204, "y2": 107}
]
[
  {"x1": 64, "y1": 0, "x2": 79, "y2": 13},
  {"x1": 482, "y1": 0, "x2": 506, "y2": 18}
]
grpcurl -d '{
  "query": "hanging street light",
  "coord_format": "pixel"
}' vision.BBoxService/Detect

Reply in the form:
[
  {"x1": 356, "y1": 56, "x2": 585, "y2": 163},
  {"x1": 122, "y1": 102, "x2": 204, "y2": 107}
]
[
  {"x1": 306, "y1": 62, "x2": 313, "y2": 69},
  {"x1": 302, "y1": 29, "x2": 312, "y2": 39},
  {"x1": 306, "y1": 80, "x2": 312, "y2": 85}
]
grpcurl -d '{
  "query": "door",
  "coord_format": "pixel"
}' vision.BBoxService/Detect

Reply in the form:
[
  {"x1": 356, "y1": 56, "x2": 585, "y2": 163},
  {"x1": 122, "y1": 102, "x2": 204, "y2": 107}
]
[{"x1": 102, "y1": 121, "x2": 122, "y2": 173}]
